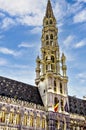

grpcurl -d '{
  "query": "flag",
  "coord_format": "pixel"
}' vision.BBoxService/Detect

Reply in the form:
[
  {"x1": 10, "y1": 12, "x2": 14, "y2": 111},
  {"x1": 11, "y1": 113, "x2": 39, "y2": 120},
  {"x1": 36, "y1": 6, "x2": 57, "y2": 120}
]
[
  {"x1": 54, "y1": 103, "x2": 59, "y2": 112},
  {"x1": 64, "y1": 102, "x2": 69, "y2": 112}
]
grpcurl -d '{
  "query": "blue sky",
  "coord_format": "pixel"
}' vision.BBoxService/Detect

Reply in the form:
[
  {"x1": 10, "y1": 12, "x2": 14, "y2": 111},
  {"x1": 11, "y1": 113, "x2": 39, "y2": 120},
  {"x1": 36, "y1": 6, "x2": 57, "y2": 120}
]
[{"x1": 0, "y1": 0, "x2": 86, "y2": 99}]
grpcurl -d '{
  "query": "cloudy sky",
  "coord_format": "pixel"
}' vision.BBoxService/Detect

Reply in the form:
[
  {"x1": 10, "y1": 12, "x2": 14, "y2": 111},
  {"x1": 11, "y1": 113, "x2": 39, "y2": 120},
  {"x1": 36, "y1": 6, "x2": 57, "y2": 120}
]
[{"x1": 0, "y1": 0, "x2": 86, "y2": 99}]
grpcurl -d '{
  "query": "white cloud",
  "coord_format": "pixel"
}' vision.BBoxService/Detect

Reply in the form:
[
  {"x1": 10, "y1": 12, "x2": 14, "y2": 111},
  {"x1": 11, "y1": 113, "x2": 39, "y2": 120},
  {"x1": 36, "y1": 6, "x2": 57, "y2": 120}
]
[
  {"x1": 54, "y1": 0, "x2": 68, "y2": 20},
  {"x1": 0, "y1": 0, "x2": 69, "y2": 27},
  {"x1": 73, "y1": 9, "x2": 86, "y2": 23},
  {"x1": 0, "y1": 0, "x2": 46, "y2": 16},
  {"x1": 1, "y1": 17, "x2": 16, "y2": 30},
  {"x1": 74, "y1": 40, "x2": 86, "y2": 48},
  {"x1": 16, "y1": 15, "x2": 43, "y2": 26},
  {"x1": 63, "y1": 35, "x2": 75, "y2": 48},
  {"x1": 18, "y1": 42, "x2": 35, "y2": 48},
  {"x1": 30, "y1": 27, "x2": 42, "y2": 34},
  {"x1": 0, "y1": 0, "x2": 46, "y2": 27},
  {"x1": 0, "y1": 47, "x2": 21, "y2": 56}
]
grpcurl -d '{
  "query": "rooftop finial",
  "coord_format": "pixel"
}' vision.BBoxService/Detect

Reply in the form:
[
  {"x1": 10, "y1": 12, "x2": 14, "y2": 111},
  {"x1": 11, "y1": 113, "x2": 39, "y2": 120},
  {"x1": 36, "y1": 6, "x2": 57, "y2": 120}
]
[{"x1": 46, "y1": 0, "x2": 54, "y2": 18}]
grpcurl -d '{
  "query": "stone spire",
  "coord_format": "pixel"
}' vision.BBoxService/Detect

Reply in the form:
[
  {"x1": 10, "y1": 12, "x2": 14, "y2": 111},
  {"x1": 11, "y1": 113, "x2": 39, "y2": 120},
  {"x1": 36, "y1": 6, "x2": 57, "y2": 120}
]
[{"x1": 46, "y1": 0, "x2": 54, "y2": 18}]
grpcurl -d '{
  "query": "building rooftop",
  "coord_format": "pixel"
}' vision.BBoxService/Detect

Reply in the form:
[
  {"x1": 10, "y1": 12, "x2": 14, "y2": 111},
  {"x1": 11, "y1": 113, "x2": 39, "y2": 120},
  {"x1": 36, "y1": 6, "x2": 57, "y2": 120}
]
[
  {"x1": 0, "y1": 76, "x2": 86, "y2": 116},
  {"x1": 69, "y1": 96, "x2": 86, "y2": 116},
  {"x1": 0, "y1": 76, "x2": 43, "y2": 106}
]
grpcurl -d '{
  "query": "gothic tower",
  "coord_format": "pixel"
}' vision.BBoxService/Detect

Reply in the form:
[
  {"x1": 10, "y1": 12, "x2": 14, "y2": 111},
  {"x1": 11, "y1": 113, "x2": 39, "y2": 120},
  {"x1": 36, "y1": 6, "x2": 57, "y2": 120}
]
[{"x1": 35, "y1": 0, "x2": 69, "y2": 114}]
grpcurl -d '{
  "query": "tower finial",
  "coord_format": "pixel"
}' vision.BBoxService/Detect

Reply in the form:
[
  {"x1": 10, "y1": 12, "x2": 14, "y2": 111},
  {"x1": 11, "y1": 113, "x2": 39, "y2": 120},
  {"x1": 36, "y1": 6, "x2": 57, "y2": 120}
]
[{"x1": 46, "y1": 0, "x2": 54, "y2": 18}]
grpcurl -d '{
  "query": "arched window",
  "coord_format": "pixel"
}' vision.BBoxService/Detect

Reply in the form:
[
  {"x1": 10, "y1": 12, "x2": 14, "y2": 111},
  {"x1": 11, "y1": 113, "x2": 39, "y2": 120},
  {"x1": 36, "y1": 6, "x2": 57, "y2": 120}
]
[
  {"x1": 30, "y1": 115, "x2": 34, "y2": 127},
  {"x1": 61, "y1": 99, "x2": 64, "y2": 111},
  {"x1": 36, "y1": 116, "x2": 40, "y2": 128},
  {"x1": 51, "y1": 56, "x2": 54, "y2": 63},
  {"x1": 50, "y1": 19, "x2": 53, "y2": 24},
  {"x1": 60, "y1": 83, "x2": 63, "y2": 94},
  {"x1": 46, "y1": 35, "x2": 49, "y2": 40},
  {"x1": 42, "y1": 118, "x2": 46, "y2": 129},
  {"x1": 50, "y1": 34, "x2": 53, "y2": 39}
]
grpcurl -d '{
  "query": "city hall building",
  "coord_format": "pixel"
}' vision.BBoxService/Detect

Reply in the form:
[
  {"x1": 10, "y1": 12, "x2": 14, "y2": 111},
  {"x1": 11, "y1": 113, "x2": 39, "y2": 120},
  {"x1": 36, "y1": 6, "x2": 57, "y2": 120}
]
[{"x1": 0, "y1": 0, "x2": 86, "y2": 130}]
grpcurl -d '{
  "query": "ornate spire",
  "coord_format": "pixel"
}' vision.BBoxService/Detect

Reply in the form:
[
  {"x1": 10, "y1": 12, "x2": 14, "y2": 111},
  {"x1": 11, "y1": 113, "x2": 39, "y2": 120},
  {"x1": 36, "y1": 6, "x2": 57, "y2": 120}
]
[{"x1": 46, "y1": 0, "x2": 54, "y2": 18}]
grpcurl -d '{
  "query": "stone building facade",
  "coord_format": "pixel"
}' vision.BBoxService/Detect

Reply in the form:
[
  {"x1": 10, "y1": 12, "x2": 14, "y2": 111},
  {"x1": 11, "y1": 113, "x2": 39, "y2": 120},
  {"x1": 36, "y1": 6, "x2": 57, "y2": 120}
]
[{"x1": 0, "y1": 0, "x2": 86, "y2": 130}]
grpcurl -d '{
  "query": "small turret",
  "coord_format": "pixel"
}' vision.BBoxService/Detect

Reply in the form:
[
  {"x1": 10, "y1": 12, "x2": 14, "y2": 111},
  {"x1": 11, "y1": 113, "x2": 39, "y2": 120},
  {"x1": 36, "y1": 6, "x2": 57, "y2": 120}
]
[
  {"x1": 61, "y1": 53, "x2": 67, "y2": 77},
  {"x1": 35, "y1": 56, "x2": 40, "y2": 85}
]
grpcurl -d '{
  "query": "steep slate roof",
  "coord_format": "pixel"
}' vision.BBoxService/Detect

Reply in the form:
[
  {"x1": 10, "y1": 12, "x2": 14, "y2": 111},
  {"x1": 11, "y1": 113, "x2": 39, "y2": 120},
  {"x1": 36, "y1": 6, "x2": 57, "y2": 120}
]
[
  {"x1": 69, "y1": 96, "x2": 86, "y2": 116},
  {"x1": 0, "y1": 76, "x2": 44, "y2": 106},
  {"x1": 0, "y1": 76, "x2": 86, "y2": 115}
]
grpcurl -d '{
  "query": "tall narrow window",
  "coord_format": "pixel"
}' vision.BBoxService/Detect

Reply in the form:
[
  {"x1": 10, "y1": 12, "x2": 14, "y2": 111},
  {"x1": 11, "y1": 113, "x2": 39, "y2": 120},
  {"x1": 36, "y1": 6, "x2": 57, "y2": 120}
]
[
  {"x1": 50, "y1": 19, "x2": 53, "y2": 24},
  {"x1": 54, "y1": 79, "x2": 56, "y2": 92},
  {"x1": 46, "y1": 35, "x2": 49, "y2": 40},
  {"x1": 51, "y1": 56, "x2": 54, "y2": 63},
  {"x1": 61, "y1": 99, "x2": 64, "y2": 111},
  {"x1": 46, "y1": 65, "x2": 48, "y2": 71},
  {"x1": 50, "y1": 34, "x2": 53, "y2": 39},
  {"x1": 60, "y1": 83, "x2": 63, "y2": 94}
]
